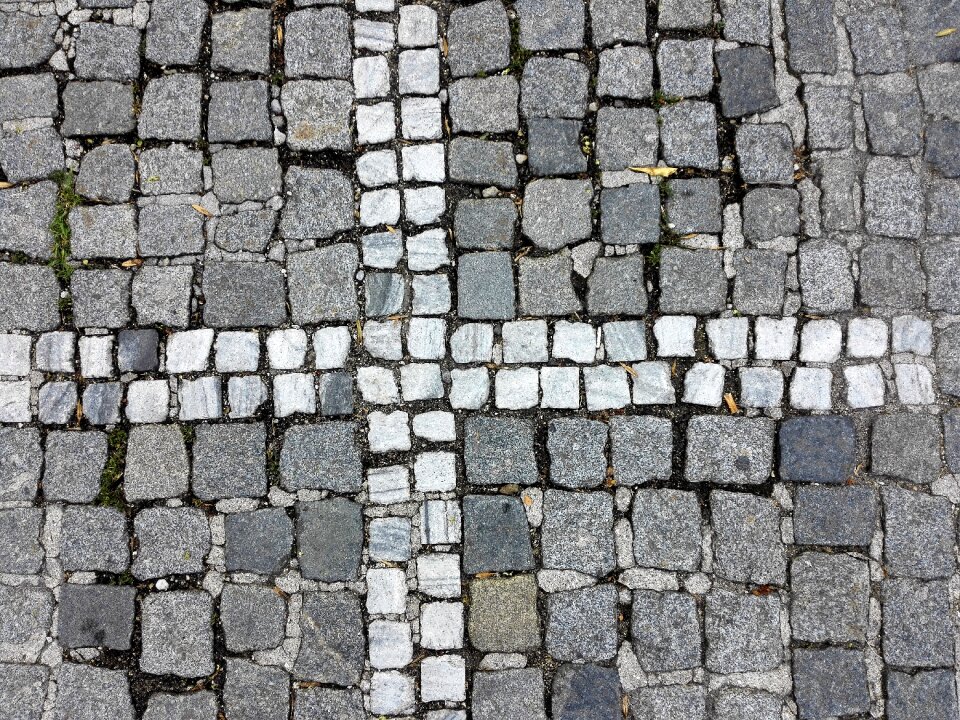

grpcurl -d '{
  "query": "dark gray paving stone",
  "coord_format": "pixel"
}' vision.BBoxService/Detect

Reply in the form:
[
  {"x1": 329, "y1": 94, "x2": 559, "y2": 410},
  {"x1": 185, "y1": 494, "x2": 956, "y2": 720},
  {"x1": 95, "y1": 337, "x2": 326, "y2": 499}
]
[
  {"x1": 0, "y1": 182, "x2": 55, "y2": 259},
  {"x1": 280, "y1": 167, "x2": 354, "y2": 240},
  {"x1": 705, "y1": 588, "x2": 782, "y2": 673},
  {"x1": 457, "y1": 251, "x2": 516, "y2": 320},
  {"x1": 711, "y1": 688, "x2": 781, "y2": 720},
  {"x1": 71, "y1": 269, "x2": 131, "y2": 329},
  {"x1": 294, "y1": 590, "x2": 364, "y2": 684},
  {"x1": 454, "y1": 199, "x2": 517, "y2": 249},
  {"x1": 448, "y1": 137, "x2": 517, "y2": 188},
  {"x1": 862, "y1": 74, "x2": 922, "y2": 156},
  {"x1": 225, "y1": 508, "x2": 293, "y2": 575},
  {"x1": 43, "y1": 431, "x2": 104, "y2": 503},
  {"x1": 926, "y1": 119, "x2": 960, "y2": 178},
  {"x1": 117, "y1": 329, "x2": 158, "y2": 373},
  {"x1": 61, "y1": 506, "x2": 129, "y2": 574},
  {"x1": 0, "y1": 508, "x2": 42, "y2": 574},
  {"x1": 522, "y1": 179, "x2": 593, "y2": 250},
  {"x1": 546, "y1": 585, "x2": 618, "y2": 662},
  {"x1": 139, "y1": 204, "x2": 205, "y2": 257},
  {"x1": 280, "y1": 423, "x2": 362, "y2": 492},
  {"x1": 132, "y1": 265, "x2": 193, "y2": 328},
  {"x1": 883, "y1": 487, "x2": 955, "y2": 580},
  {"x1": 74, "y1": 22, "x2": 140, "y2": 80},
  {"x1": 686, "y1": 416, "x2": 774, "y2": 485},
  {"x1": 0, "y1": 126, "x2": 64, "y2": 183},
  {"x1": 784, "y1": 0, "x2": 837, "y2": 73},
  {"x1": 587, "y1": 254, "x2": 646, "y2": 316},
  {"x1": 38, "y1": 382, "x2": 75, "y2": 426},
  {"x1": 202, "y1": 262, "x2": 287, "y2": 328},
  {"x1": 601, "y1": 184, "x2": 659, "y2": 245},
  {"x1": 901, "y1": 0, "x2": 960, "y2": 66},
  {"x1": 551, "y1": 664, "x2": 622, "y2": 720},
  {"x1": 597, "y1": 46, "x2": 653, "y2": 100},
  {"x1": 871, "y1": 413, "x2": 941, "y2": 484},
  {"x1": 887, "y1": 669, "x2": 959, "y2": 720},
  {"x1": 794, "y1": 486, "x2": 877, "y2": 546},
  {"x1": 631, "y1": 590, "x2": 701, "y2": 672},
  {"x1": 224, "y1": 659, "x2": 288, "y2": 720},
  {"x1": 864, "y1": 156, "x2": 924, "y2": 238},
  {"x1": 139, "y1": 74, "x2": 203, "y2": 141},
  {"x1": 632, "y1": 489, "x2": 701, "y2": 571},
  {"x1": 282, "y1": 80, "x2": 353, "y2": 152},
  {"x1": 794, "y1": 648, "x2": 869, "y2": 719},
  {"x1": 516, "y1": 0, "x2": 584, "y2": 50},
  {"x1": 0, "y1": 74, "x2": 57, "y2": 122},
  {"x1": 473, "y1": 669, "x2": 546, "y2": 720},
  {"x1": 364, "y1": 272, "x2": 405, "y2": 316},
  {"x1": 124, "y1": 424, "x2": 188, "y2": 501},
  {"x1": 883, "y1": 579, "x2": 955, "y2": 667},
  {"x1": 666, "y1": 178, "x2": 721, "y2": 235},
  {"x1": 447, "y1": 0, "x2": 510, "y2": 78},
  {"x1": 659, "y1": 248, "x2": 726, "y2": 314},
  {"x1": 143, "y1": 692, "x2": 218, "y2": 720},
  {"x1": 318, "y1": 372, "x2": 353, "y2": 416},
  {"x1": 716, "y1": 47, "x2": 779, "y2": 118},
  {"x1": 61, "y1": 81, "x2": 135, "y2": 137},
  {"x1": 221, "y1": 584, "x2": 286, "y2": 652},
  {"x1": 297, "y1": 498, "x2": 362, "y2": 582},
  {"x1": 736, "y1": 124, "x2": 794, "y2": 185},
  {"x1": 464, "y1": 416, "x2": 536, "y2": 485},
  {"x1": 779, "y1": 415, "x2": 856, "y2": 484},
  {"x1": 520, "y1": 58, "x2": 590, "y2": 119},
  {"x1": 527, "y1": 118, "x2": 587, "y2": 176},
  {"x1": 733, "y1": 249, "x2": 787, "y2": 315},
  {"x1": 847, "y1": 7, "x2": 908, "y2": 74},
  {"x1": 791, "y1": 552, "x2": 869, "y2": 643},
  {"x1": 541, "y1": 490, "x2": 615, "y2": 576},
  {"x1": 658, "y1": 39, "x2": 713, "y2": 99},
  {"x1": 0, "y1": 663, "x2": 47, "y2": 720},
  {"x1": 449, "y1": 76, "x2": 519, "y2": 134},
  {"x1": 208, "y1": 81, "x2": 273, "y2": 143},
  {"x1": 742, "y1": 188, "x2": 799, "y2": 241},
  {"x1": 212, "y1": 9, "x2": 271, "y2": 74},
  {"x1": 712, "y1": 490, "x2": 785, "y2": 586},
  {"x1": 58, "y1": 585, "x2": 135, "y2": 650},
  {"x1": 518, "y1": 252, "x2": 582, "y2": 316},
  {"x1": 596, "y1": 107, "x2": 658, "y2": 171},
  {"x1": 0, "y1": 264, "x2": 59, "y2": 332},
  {"x1": 0, "y1": 12, "x2": 57, "y2": 69},
  {"x1": 547, "y1": 418, "x2": 607, "y2": 488},
  {"x1": 140, "y1": 591, "x2": 214, "y2": 678},
  {"x1": 132, "y1": 507, "x2": 209, "y2": 579},
  {"x1": 145, "y1": 0, "x2": 206, "y2": 65},
  {"x1": 463, "y1": 494, "x2": 534, "y2": 574},
  {"x1": 469, "y1": 575, "x2": 540, "y2": 652},
  {"x1": 54, "y1": 664, "x2": 132, "y2": 720},
  {"x1": 631, "y1": 685, "x2": 706, "y2": 720},
  {"x1": 138, "y1": 144, "x2": 204, "y2": 196},
  {"x1": 285, "y1": 8, "x2": 350, "y2": 79},
  {"x1": 293, "y1": 687, "x2": 364, "y2": 720},
  {"x1": 77, "y1": 145, "x2": 135, "y2": 203},
  {"x1": 287, "y1": 245, "x2": 358, "y2": 324},
  {"x1": 660, "y1": 101, "x2": 718, "y2": 170},
  {"x1": 192, "y1": 422, "x2": 267, "y2": 500},
  {"x1": 610, "y1": 416, "x2": 672, "y2": 485}
]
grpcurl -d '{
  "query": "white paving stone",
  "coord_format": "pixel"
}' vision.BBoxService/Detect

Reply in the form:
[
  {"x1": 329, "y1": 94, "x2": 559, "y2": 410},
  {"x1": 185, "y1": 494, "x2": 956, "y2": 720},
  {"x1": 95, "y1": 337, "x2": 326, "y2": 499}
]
[
  {"x1": 844, "y1": 364, "x2": 886, "y2": 409},
  {"x1": 495, "y1": 367, "x2": 539, "y2": 409},
  {"x1": 358, "y1": 366, "x2": 400, "y2": 404},
  {"x1": 706, "y1": 317, "x2": 749, "y2": 360},
  {"x1": 266, "y1": 328, "x2": 307, "y2": 370},
  {"x1": 450, "y1": 367, "x2": 489, "y2": 409},
  {"x1": 451, "y1": 324, "x2": 493, "y2": 363},
  {"x1": 502, "y1": 320, "x2": 548, "y2": 364},
  {"x1": 368, "y1": 465, "x2": 411, "y2": 505},
  {"x1": 400, "y1": 362, "x2": 444, "y2": 400},
  {"x1": 799, "y1": 319, "x2": 843, "y2": 363},
  {"x1": 228, "y1": 375, "x2": 268, "y2": 418},
  {"x1": 420, "y1": 602, "x2": 464, "y2": 650},
  {"x1": 892, "y1": 315, "x2": 933, "y2": 355},
  {"x1": 682, "y1": 362, "x2": 725, "y2": 406},
  {"x1": 126, "y1": 380, "x2": 169, "y2": 423},
  {"x1": 654, "y1": 315, "x2": 696, "y2": 357},
  {"x1": 354, "y1": 55, "x2": 391, "y2": 99},
  {"x1": 583, "y1": 365, "x2": 631, "y2": 410},
  {"x1": 166, "y1": 329, "x2": 214, "y2": 374},
  {"x1": 79, "y1": 335, "x2": 114, "y2": 378},
  {"x1": 369, "y1": 410, "x2": 412, "y2": 452},
  {"x1": 894, "y1": 363, "x2": 935, "y2": 404},
  {"x1": 552, "y1": 321, "x2": 596, "y2": 364},
  {"x1": 847, "y1": 318, "x2": 888, "y2": 358},
  {"x1": 407, "y1": 317, "x2": 446, "y2": 359},
  {"x1": 739, "y1": 367, "x2": 783, "y2": 408},
  {"x1": 412, "y1": 411, "x2": 456, "y2": 441},
  {"x1": 0, "y1": 334, "x2": 31, "y2": 376},
  {"x1": 790, "y1": 367, "x2": 833, "y2": 410},
  {"x1": 215, "y1": 331, "x2": 260, "y2": 372},
  {"x1": 178, "y1": 376, "x2": 222, "y2": 420},
  {"x1": 603, "y1": 321, "x2": 647, "y2": 362},
  {"x1": 631, "y1": 361, "x2": 676, "y2": 405},
  {"x1": 540, "y1": 366, "x2": 580, "y2": 409},
  {"x1": 754, "y1": 316, "x2": 797, "y2": 360},
  {"x1": 272, "y1": 373, "x2": 315, "y2": 417}
]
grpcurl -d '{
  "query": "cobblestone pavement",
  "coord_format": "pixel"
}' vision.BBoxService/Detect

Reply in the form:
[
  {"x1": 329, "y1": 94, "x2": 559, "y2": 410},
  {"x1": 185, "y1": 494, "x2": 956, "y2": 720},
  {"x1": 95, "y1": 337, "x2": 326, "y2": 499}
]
[{"x1": 0, "y1": 0, "x2": 959, "y2": 718}]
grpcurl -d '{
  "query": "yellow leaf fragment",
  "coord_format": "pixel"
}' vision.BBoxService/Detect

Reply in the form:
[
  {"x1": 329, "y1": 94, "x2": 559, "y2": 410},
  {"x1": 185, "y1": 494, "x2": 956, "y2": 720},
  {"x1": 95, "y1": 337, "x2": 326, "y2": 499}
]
[
  {"x1": 0, "y1": 181, "x2": 13, "y2": 189},
  {"x1": 120, "y1": 258, "x2": 142, "y2": 268},
  {"x1": 277, "y1": 25, "x2": 284, "y2": 45},
  {"x1": 522, "y1": 494, "x2": 533, "y2": 507},
  {"x1": 628, "y1": 165, "x2": 678, "y2": 178},
  {"x1": 936, "y1": 27, "x2": 957, "y2": 36},
  {"x1": 619, "y1": 362, "x2": 638, "y2": 377},
  {"x1": 723, "y1": 392, "x2": 740, "y2": 414},
  {"x1": 191, "y1": 203, "x2": 213, "y2": 218},
  {"x1": 355, "y1": 319, "x2": 363, "y2": 344}
]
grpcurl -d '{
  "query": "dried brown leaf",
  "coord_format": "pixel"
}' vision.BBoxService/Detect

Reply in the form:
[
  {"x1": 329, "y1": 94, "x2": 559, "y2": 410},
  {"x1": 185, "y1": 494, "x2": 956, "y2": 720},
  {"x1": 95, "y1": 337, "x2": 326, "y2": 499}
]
[
  {"x1": 936, "y1": 27, "x2": 957, "y2": 36},
  {"x1": 191, "y1": 203, "x2": 213, "y2": 218},
  {"x1": 628, "y1": 165, "x2": 678, "y2": 178},
  {"x1": 723, "y1": 392, "x2": 739, "y2": 414}
]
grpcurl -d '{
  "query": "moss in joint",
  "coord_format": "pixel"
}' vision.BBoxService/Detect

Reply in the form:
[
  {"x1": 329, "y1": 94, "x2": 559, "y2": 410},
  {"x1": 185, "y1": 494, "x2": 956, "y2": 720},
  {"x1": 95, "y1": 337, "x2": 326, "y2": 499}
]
[
  {"x1": 48, "y1": 170, "x2": 81, "y2": 283},
  {"x1": 97, "y1": 428, "x2": 128, "y2": 510}
]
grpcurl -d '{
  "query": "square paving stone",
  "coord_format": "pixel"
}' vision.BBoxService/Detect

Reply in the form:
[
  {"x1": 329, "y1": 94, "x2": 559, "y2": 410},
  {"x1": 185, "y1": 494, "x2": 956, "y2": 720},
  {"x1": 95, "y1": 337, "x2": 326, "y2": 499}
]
[
  {"x1": 69, "y1": 205, "x2": 136, "y2": 259},
  {"x1": 448, "y1": 138, "x2": 517, "y2": 188},
  {"x1": 282, "y1": 80, "x2": 353, "y2": 151},
  {"x1": 546, "y1": 585, "x2": 618, "y2": 662},
  {"x1": 0, "y1": 663, "x2": 47, "y2": 720},
  {"x1": 522, "y1": 179, "x2": 593, "y2": 250},
  {"x1": 61, "y1": 506, "x2": 129, "y2": 574},
  {"x1": 297, "y1": 498, "x2": 363, "y2": 582},
  {"x1": 859, "y1": 240, "x2": 924, "y2": 310},
  {"x1": 0, "y1": 126, "x2": 63, "y2": 183},
  {"x1": 887, "y1": 669, "x2": 959, "y2": 720},
  {"x1": 473, "y1": 669, "x2": 546, "y2": 720},
  {"x1": 711, "y1": 688, "x2": 781, "y2": 720},
  {"x1": 202, "y1": 262, "x2": 287, "y2": 328},
  {"x1": 847, "y1": 7, "x2": 908, "y2": 74},
  {"x1": 794, "y1": 485, "x2": 877, "y2": 546},
  {"x1": 457, "y1": 252, "x2": 516, "y2": 320},
  {"x1": 463, "y1": 495, "x2": 534, "y2": 574},
  {"x1": 211, "y1": 148, "x2": 282, "y2": 204},
  {"x1": 447, "y1": 0, "x2": 510, "y2": 77},
  {"x1": 53, "y1": 664, "x2": 132, "y2": 720},
  {"x1": 666, "y1": 178, "x2": 721, "y2": 234},
  {"x1": 794, "y1": 648, "x2": 869, "y2": 719},
  {"x1": 798, "y1": 239, "x2": 855, "y2": 312},
  {"x1": 0, "y1": 508, "x2": 42, "y2": 574},
  {"x1": 659, "y1": 0, "x2": 711, "y2": 28},
  {"x1": 71, "y1": 269, "x2": 131, "y2": 329},
  {"x1": 658, "y1": 39, "x2": 713, "y2": 99},
  {"x1": 587, "y1": 254, "x2": 646, "y2": 316},
  {"x1": 145, "y1": 0, "x2": 206, "y2": 65},
  {"x1": 0, "y1": 182, "x2": 55, "y2": 259},
  {"x1": 609, "y1": 416, "x2": 672, "y2": 484},
  {"x1": 601, "y1": 184, "x2": 659, "y2": 245},
  {"x1": 124, "y1": 424, "x2": 188, "y2": 501},
  {"x1": 804, "y1": 85, "x2": 854, "y2": 149},
  {"x1": 871, "y1": 413, "x2": 941, "y2": 484},
  {"x1": 192, "y1": 422, "x2": 267, "y2": 500},
  {"x1": 632, "y1": 590, "x2": 701, "y2": 671},
  {"x1": 516, "y1": 0, "x2": 584, "y2": 49},
  {"x1": 742, "y1": 187, "x2": 800, "y2": 241},
  {"x1": 138, "y1": 204, "x2": 205, "y2": 257},
  {"x1": 0, "y1": 585, "x2": 52, "y2": 663},
  {"x1": 131, "y1": 507, "x2": 210, "y2": 579},
  {"x1": 946, "y1": 409, "x2": 960, "y2": 473},
  {"x1": 43, "y1": 430, "x2": 105, "y2": 503},
  {"x1": 686, "y1": 416, "x2": 774, "y2": 485},
  {"x1": 658, "y1": 247, "x2": 726, "y2": 314},
  {"x1": 139, "y1": 74, "x2": 203, "y2": 141},
  {"x1": 784, "y1": 0, "x2": 837, "y2": 73},
  {"x1": 132, "y1": 266, "x2": 193, "y2": 328},
  {"x1": 882, "y1": 487, "x2": 955, "y2": 580},
  {"x1": 598, "y1": 46, "x2": 653, "y2": 99},
  {"x1": 736, "y1": 124, "x2": 794, "y2": 184},
  {"x1": 863, "y1": 156, "x2": 924, "y2": 238},
  {"x1": 212, "y1": 9, "x2": 271, "y2": 74},
  {"x1": 0, "y1": 12, "x2": 57, "y2": 70},
  {"x1": 547, "y1": 418, "x2": 607, "y2": 488},
  {"x1": 285, "y1": 8, "x2": 351, "y2": 79},
  {"x1": 596, "y1": 107, "x2": 659, "y2": 171},
  {"x1": 862, "y1": 73, "x2": 923, "y2": 156},
  {"x1": 712, "y1": 490, "x2": 786, "y2": 586},
  {"x1": 779, "y1": 415, "x2": 856, "y2": 484},
  {"x1": 632, "y1": 489, "x2": 702, "y2": 571},
  {"x1": 527, "y1": 118, "x2": 587, "y2": 176},
  {"x1": 733, "y1": 249, "x2": 787, "y2": 315},
  {"x1": 468, "y1": 575, "x2": 541, "y2": 652},
  {"x1": 143, "y1": 693, "x2": 218, "y2": 720},
  {"x1": 225, "y1": 508, "x2": 294, "y2": 575},
  {"x1": 518, "y1": 252, "x2": 582, "y2": 316},
  {"x1": 74, "y1": 23, "x2": 140, "y2": 81},
  {"x1": 117, "y1": 329, "x2": 159, "y2": 373},
  {"x1": 464, "y1": 416, "x2": 536, "y2": 486},
  {"x1": 138, "y1": 144, "x2": 203, "y2": 195},
  {"x1": 224, "y1": 659, "x2": 288, "y2": 720},
  {"x1": 454, "y1": 199, "x2": 516, "y2": 250},
  {"x1": 287, "y1": 245, "x2": 358, "y2": 323},
  {"x1": 294, "y1": 590, "x2": 365, "y2": 684},
  {"x1": 791, "y1": 552, "x2": 870, "y2": 643},
  {"x1": 716, "y1": 47, "x2": 779, "y2": 118},
  {"x1": 449, "y1": 77, "x2": 519, "y2": 134},
  {"x1": 58, "y1": 584, "x2": 136, "y2": 650},
  {"x1": 140, "y1": 591, "x2": 214, "y2": 678},
  {"x1": 215, "y1": 209, "x2": 276, "y2": 253},
  {"x1": 520, "y1": 58, "x2": 590, "y2": 119},
  {"x1": 925, "y1": 119, "x2": 960, "y2": 178},
  {"x1": 208, "y1": 81, "x2": 273, "y2": 143},
  {"x1": 592, "y1": 0, "x2": 646, "y2": 46},
  {"x1": 221, "y1": 584, "x2": 286, "y2": 652},
  {"x1": 541, "y1": 490, "x2": 615, "y2": 576},
  {"x1": 631, "y1": 685, "x2": 706, "y2": 720},
  {"x1": 705, "y1": 588, "x2": 782, "y2": 673},
  {"x1": 552, "y1": 664, "x2": 622, "y2": 720},
  {"x1": 883, "y1": 579, "x2": 955, "y2": 667},
  {"x1": 660, "y1": 101, "x2": 718, "y2": 170},
  {"x1": 925, "y1": 240, "x2": 960, "y2": 313},
  {"x1": 280, "y1": 423, "x2": 362, "y2": 492},
  {"x1": 61, "y1": 81, "x2": 135, "y2": 136},
  {"x1": 0, "y1": 264, "x2": 59, "y2": 332}
]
